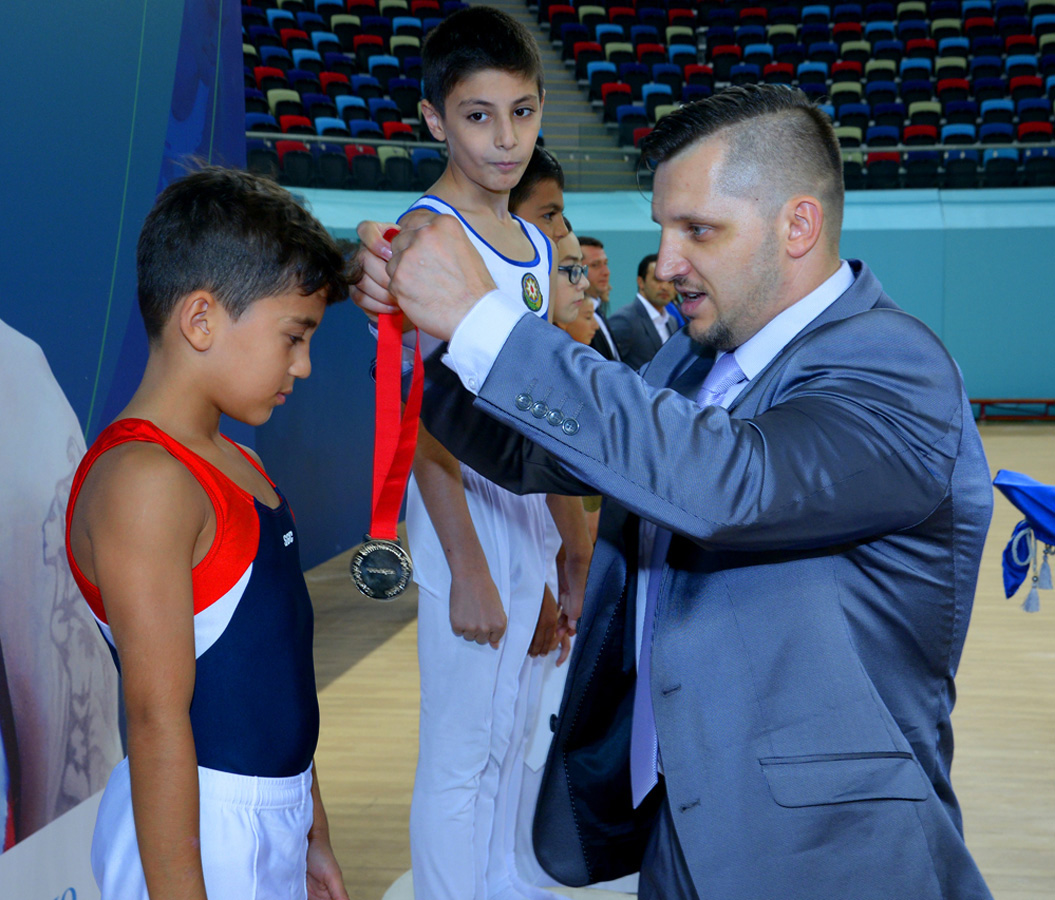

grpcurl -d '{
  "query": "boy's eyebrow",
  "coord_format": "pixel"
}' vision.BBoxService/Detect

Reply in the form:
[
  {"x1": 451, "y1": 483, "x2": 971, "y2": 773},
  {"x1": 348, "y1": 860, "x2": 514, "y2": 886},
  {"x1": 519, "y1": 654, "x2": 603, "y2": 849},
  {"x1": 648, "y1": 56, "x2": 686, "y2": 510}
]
[
  {"x1": 457, "y1": 94, "x2": 538, "y2": 109},
  {"x1": 284, "y1": 315, "x2": 319, "y2": 327}
]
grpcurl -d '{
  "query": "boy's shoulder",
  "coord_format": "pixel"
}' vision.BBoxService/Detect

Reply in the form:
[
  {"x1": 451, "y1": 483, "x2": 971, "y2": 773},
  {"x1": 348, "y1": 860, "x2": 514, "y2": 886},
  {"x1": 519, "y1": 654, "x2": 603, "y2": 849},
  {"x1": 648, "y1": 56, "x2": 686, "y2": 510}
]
[{"x1": 76, "y1": 433, "x2": 208, "y2": 534}]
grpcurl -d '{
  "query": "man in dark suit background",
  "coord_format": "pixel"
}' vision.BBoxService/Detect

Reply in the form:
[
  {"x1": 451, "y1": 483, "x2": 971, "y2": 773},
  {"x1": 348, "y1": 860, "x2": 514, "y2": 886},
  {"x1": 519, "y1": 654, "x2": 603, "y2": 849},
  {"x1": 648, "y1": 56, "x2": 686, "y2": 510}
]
[
  {"x1": 578, "y1": 236, "x2": 620, "y2": 361},
  {"x1": 608, "y1": 253, "x2": 681, "y2": 370},
  {"x1": 355, "y1": 84, "x2": 994, "y2": 900}
]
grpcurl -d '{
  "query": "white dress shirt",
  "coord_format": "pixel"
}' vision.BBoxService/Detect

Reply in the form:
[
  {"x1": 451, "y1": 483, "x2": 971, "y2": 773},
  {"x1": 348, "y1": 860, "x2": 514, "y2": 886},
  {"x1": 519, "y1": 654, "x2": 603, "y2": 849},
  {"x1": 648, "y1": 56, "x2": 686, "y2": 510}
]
[{"x1": 637, "y1": 293, "x2": 672, "y2": 343}]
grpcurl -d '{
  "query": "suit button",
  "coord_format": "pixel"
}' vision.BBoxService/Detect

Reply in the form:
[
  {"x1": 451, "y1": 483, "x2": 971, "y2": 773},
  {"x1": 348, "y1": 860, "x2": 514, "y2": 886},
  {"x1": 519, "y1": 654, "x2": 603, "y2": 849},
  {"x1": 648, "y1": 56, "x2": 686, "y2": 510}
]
[
  {"x1": 531, "y1": 400, "x2": 549, "y2": 418},
  {"x1": 546, "y1": 408, "x2": 564, "y2": 426},
  {"x1": 515, "y1": 392, "x2": 532, "y2": 410},
  {"x1": 561, "y1": 417, "x2": 580, "y2": 436},
  {"x1": 549, "y1": 714, "x2": 558, "y2": 732}
]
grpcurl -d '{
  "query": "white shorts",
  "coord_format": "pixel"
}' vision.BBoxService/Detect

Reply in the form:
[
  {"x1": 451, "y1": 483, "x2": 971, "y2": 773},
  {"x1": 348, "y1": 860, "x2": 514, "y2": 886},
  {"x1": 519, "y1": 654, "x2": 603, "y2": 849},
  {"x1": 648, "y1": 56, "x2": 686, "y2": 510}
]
[{"x1": 91, "y1": 758, "x2": 314, "y2": 900}]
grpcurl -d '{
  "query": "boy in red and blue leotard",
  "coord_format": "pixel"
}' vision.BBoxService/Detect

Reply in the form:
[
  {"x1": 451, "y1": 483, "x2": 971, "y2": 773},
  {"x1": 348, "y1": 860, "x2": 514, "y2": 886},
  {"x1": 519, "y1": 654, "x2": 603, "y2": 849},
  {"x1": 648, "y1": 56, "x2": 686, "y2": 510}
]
[{"x1": 65, "y1": 167, "x2": 351, "y2": 900}]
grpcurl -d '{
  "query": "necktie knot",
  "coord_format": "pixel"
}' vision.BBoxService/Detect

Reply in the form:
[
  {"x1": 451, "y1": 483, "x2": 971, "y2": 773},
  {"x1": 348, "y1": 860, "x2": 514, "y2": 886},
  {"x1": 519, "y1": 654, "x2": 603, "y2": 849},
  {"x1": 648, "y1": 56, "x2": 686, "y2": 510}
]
[{"x1": 696, "y1": 352, "x2": 746, "y2": 408}]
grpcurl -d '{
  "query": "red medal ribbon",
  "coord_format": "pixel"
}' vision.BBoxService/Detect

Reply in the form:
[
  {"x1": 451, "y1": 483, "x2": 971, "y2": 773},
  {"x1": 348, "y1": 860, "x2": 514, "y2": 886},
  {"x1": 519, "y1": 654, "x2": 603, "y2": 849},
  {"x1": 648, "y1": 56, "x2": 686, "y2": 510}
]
[{"x1": 370, "y1": 228, "x2": 423, "y2": 542}]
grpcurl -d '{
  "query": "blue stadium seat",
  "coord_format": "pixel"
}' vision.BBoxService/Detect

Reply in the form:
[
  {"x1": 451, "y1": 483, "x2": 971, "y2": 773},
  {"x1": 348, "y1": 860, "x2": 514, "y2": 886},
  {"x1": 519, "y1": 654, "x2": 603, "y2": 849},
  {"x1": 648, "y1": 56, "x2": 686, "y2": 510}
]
[
  {"x1": 1018, "y1": 96, "x2": 1053, "y2": 122},
  {"x1": 393, "y1": 16, "x2": 423, "y2": 37},
  {"x1": 873, "y1": 101, "x2": 907, "y2": 127},
  {"x1": 980, "y1": 98, "x2": 1015, "y2": 124},
  {"x1": 866, "y1": 124, "x2": 901, "y2": 145},
  {"x1": 315, "y1": 116, "x2": 350, "y2": 136},
  {"x1": 260, "y1": 46, "x2": 293, "y2": 70},
  {"x1": 368, "y1": 97, "x2": 401, "y2": 124},
  {"x1": 797, "y1": 60, "x2": 828, "y2": 84},
  {"x1": 292, "y1": 49, "x2": 323, "y2": 72},
  {"x1": 838, "y1": 103, "x2": 871, "y2": 131},
  {"x1": 246, "y1": 112, "x2": 280, "y2": 133},
  {"x1": 337, "y1": 95, "x2": 369, "y2": 122},
  {"x1": 938, "y1": 36, "x2": 970, "y2": 57},
  {"x1": 267, "y1": 9, "x2": 296, "y2": 29},
  {"x1": 943, "y1": 99, "x2": 979, "y2": 125},
  {"x1": 983, "y1": 147, "x2": 1019, "y2": 187},
  {"x1": 350, "y1": 74, "x2": 383, "y2": 101},
  {"x1": 943, "y1": 148, "x2": 980, "y2": 187},
  {"x1": 942, "y1": 123, "x2": 977, "y2": 143},
  {"x1": 349, "y1": 120, "x2": 384, "y2": 140},
  {"x1": 642, "y1": 82, "x2": 673, "y2": 119},
  {"x1": 980, "y1": 122, "x2": 1015, "y2": 143}
]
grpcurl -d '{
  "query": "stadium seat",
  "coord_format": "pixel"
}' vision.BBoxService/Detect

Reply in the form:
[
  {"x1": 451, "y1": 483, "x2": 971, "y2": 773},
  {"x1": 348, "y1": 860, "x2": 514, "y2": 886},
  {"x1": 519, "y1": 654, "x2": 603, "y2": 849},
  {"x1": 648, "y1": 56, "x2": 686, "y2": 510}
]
[
  {"x1": 941, "y1": 123, "x2": 977, "y2": 144},
  {"x1": 337, "y1": 95, "x2": 369, "y2": 123},
  {"x1": 1022, "y1": 147, "x2": 1055, "y2": 185},
  {"x1": 652, "y1": 63, "x2": 684, "y2": 95},
  {"x1": 832, "y1": 60, "x2": 863, "y2": 83},
  {"x1": 602, "y1": 82, "x2": 633, "y2": 121},
  {"x1": 980, "y1": 122, "x2": 1015, "y2": 143},
  {"x1": 346, "y1": 144, "x2": 383, "y2": 189},
  {"x1": 367, "y1": 54, "x2": 400, "y2": 87},
  {"x1": 379, "y1": 145, "x2": 413, "y2": 190},
  {"x1": 587, "y1": 61, "x2": 618, "y2": 100},
  {"x1": 935, "y1": 56, "x2": 968, "y2": 80},
  {"x1": 412, "y1": 147, "x2": 446, "y2": 189},
  {"x1": 943, "y1": 149, "x2": 980, "y2": 187},
  {"x1": 277, "y1": 140, "x2": 314, "y2": 186},
  {"x1": 838, "y1": 103, "x2": 872, "y2": 131},
  {"x1": 873, "y1": 101, "x2": 908, "y2": 127},
  {"x1": 246, "y1": 112, "x2": 281, "y2": 134},
  {"x1": 247, "y1": 139, "x2": 280, "y2": 179},
  {"x1": 617, "y1": 105, "x2": 649, "y2": 145},
  {"x1": 245, "y1": 88, "x2": 268, "y2": 114},
  {"x1": 866, "y1": 151, "x2": 902, "y2": 188},
  {"x1": 368, "y1": 97, "x2": 401, "y2": 125},
  {"x1": 642, "y1": 83, "x2": 674, "y2": 120},
  {"x1": 764, "y1": 61, "x2": 795, "y2": 84},
  {"x1": 908, "y1": 99, "x2": 942, "y2": 126},
  {"x1": 835, "y1": 125, "x2": 864, "y2": 147},
  {"x1": 268, "y1": 88, "x2": 304, "y2": 118},
  {"x1": 619, "y1": 62, "x2": 650, "y2": 100},
  {"x1": 314, "y1": 115, "x2": 349, "y2": 136},
  {"x1": 980, "y1": 98, "x2": 1015, "y2": 124},
  {"x1": 944, "y1": 99, "x2": 980, "y2": 125},
  {"x1": 832, "y1": 82, "x2": 866, "y2": 110},
  {"x1": 983, "y1": 148, "x2": 1019, "y2": 186},
  {"x1": 349, "y1": 120, "x2": 383, "y2": 140},
  {"x1": 867, "y1": 124, "x2": 901, "y2": 146},
  {"x1": 1018, "y1": 96, "x2": 1053, "y2": 122},
  {"x1": 841, "y1": 40, "x2": 874, "y2": 63},
  {"x1": 303, "y1": 92, "x2": 337, "y2": 119},
  {"x1": 350, "y1": 74, "x2": 383, "y2": 101}
]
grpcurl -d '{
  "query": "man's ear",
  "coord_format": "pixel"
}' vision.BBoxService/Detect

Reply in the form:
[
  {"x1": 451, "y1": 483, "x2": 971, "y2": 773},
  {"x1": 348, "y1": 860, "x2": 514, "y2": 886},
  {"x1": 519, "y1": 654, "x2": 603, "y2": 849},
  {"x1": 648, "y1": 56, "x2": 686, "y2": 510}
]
[
  {"x1": 784, "y1": 196, "x2": 824, "y2": 260},
  {"x1": 420, "y1": 100, "x2": 446, "y2": 144},
  {"x1": 177, "y1": 291, "x2": 219, "y2": 351}
]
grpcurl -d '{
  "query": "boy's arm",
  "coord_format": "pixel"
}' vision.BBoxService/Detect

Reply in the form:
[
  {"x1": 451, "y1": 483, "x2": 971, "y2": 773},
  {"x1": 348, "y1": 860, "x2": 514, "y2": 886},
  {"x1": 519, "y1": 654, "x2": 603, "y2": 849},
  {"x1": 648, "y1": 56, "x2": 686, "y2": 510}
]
[
  {"x1": 306, "y1": 763, "x2": 349, "y2": 900},
  {"x1": 545, "y1": 493, "x2": 593, "y2": 634},
  {"x1": 84, "y1": 445, "x2": 210, "y2": 900},
  {"x1": 414, "y1": 423, "x2": 507, "y2": 648}
]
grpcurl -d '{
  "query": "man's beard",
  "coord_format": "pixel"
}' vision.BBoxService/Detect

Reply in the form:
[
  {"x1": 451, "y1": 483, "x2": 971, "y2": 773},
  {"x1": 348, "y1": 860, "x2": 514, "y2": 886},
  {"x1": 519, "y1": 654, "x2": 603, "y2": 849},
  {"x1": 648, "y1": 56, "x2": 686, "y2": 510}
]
[{"x1": 691, "y1": 317, "x2": 737, "y2": 352}]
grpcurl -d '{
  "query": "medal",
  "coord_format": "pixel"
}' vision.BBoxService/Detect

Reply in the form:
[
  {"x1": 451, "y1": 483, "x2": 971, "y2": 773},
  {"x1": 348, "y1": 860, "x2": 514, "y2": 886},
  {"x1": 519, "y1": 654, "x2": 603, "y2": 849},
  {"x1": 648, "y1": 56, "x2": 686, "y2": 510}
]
[
  {"x1": 350, "y1": 536, "x2": 412, "y2": 601},
  {"x1": 351, "y1": 227, "x2": 423, "y2": 600}
]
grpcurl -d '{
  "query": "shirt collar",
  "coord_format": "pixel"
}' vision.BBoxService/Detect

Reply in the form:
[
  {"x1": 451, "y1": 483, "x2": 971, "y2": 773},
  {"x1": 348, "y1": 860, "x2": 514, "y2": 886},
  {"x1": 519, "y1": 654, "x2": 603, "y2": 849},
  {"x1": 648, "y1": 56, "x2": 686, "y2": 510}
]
[
  {"x1": 638, "y1": 292, "x2": 669, "y2": 325},
  {"x1": 724, "y1": 260, "x2": 854, "y2": 382}
]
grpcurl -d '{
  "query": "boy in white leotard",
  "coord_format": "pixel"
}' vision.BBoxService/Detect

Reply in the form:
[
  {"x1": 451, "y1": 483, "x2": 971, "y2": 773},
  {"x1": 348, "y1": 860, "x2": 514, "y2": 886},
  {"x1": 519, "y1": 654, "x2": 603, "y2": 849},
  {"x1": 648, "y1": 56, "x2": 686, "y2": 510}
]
[{"x1": 398, "y1": 10, "x2": 592, "y2": 900}]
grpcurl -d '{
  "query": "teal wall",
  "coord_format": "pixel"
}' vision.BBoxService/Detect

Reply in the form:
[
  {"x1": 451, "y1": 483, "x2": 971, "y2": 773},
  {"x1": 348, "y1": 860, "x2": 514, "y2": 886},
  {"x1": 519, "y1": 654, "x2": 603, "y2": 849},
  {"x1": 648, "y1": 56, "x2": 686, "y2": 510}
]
[{"x1": 303, "y1": 186, "x2": 1055, "y2": 399}]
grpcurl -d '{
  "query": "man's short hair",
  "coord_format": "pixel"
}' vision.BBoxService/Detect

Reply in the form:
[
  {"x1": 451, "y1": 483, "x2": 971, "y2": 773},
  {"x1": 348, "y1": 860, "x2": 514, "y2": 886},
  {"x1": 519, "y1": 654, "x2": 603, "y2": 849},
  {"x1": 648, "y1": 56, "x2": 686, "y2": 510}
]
[
  {"x1": 422, "y1": 7, "x2": 543, "y2": 116},
  {"x1": 578, "y1": 236, "x2": 604, "y2": 249},
  {"x1": 637, "y1": 253, "x2": 658, "y2": 280},
  {"x1": 137, "y1": 166, "x2": 349, "y2": 343},
  {"x1": 509, "y1": 145, "x2": 564, "y2": 213},
  {"x1": 640, "y1": 84, "x2": 844, "y2": 237}
]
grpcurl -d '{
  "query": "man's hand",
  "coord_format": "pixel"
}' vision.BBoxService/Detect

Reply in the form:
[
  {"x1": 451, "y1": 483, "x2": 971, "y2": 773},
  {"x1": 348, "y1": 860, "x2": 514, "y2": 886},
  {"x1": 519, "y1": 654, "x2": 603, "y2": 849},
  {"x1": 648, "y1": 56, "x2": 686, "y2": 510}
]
[
  {"x1": 450, "y1": 570, "x2": 508, "y2": 649},
  {"x1": 386, "y1": 214, "x2": 498, "y2": 341}
]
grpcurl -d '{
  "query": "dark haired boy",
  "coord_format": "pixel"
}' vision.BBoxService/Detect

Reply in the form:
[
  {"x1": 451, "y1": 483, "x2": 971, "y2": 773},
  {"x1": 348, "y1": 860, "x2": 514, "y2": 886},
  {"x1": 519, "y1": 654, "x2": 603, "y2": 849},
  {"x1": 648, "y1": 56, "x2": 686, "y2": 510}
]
[
  {"x1": 65, "y1": 167, "x2": 350, "y2": 900},
  {"x1": 388, "y1": 8, "x2": 592, "y2": 899}
]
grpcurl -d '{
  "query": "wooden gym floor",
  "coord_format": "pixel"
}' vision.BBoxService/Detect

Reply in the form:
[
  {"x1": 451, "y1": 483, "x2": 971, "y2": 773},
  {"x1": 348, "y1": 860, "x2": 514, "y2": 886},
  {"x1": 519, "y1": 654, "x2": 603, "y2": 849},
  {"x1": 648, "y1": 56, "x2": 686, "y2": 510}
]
[{"x1": 309, "y1": 423, "x2": 1055, "y2": 900}]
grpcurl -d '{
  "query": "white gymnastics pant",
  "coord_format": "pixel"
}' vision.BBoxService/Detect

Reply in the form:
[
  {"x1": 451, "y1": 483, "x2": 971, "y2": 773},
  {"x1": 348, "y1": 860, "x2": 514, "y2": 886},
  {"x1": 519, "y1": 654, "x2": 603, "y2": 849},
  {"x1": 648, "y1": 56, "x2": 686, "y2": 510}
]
[{"x1": 91, "y1": 758, "x2": 314, "y2": 900}]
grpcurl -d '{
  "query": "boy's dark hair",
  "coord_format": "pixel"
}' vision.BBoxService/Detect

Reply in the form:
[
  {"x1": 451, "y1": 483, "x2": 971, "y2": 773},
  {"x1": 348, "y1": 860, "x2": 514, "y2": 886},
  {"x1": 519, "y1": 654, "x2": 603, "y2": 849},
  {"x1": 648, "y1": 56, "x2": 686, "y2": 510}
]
[
  {"x1": 422, "y1": 7, "x2": 543, "y2": 116},
  {"x1": 137, "y1": 166, "x2": 349, "y2": 342},
  {"x1": 640, "y1": 84, "x2": 844, "y2": 237},
  {"x1": 638, "y1": 253, "x2": 658, "y2": 280},
  {"x1": 578, "y1": 236, "x2": 604, "y2": 249},
  {"x1": 508, "y1": 145, "x2": 564, "y2": 212}
]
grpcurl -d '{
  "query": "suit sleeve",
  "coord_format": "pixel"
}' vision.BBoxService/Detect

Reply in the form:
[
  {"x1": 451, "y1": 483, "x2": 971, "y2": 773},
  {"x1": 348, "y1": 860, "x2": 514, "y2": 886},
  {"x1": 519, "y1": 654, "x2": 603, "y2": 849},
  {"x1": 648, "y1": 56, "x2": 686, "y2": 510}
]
[
  {"x1": 458, "y1": 309, "x2": 966, "y2": 552},
  {"x1": 417, "y1": 346, "x2": 594, "y2": 497}
]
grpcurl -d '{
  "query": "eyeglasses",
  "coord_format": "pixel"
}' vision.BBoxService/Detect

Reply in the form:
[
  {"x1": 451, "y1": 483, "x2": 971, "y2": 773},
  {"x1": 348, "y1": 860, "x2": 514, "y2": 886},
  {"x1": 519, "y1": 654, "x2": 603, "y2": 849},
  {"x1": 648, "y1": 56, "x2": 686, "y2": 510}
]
[{"x1": 558, "y1": 263, "x2": 589, "y2": 285}]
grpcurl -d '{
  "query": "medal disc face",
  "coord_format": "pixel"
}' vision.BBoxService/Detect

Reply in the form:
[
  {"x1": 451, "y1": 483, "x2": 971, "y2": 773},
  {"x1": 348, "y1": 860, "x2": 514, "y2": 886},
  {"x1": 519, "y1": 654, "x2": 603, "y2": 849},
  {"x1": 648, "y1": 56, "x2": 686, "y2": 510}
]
[{"x1": 350, "y1": 539, "x2": 412, "y2": 600}]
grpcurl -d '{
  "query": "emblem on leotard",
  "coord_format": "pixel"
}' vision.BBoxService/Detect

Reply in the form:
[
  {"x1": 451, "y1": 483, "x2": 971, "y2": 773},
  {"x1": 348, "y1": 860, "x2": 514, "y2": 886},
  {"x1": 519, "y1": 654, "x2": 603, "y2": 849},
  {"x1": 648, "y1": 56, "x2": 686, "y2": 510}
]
[
  {"x1": 350, "y1": 536, "x2": 413, "y2": 601},
  {"x1": 521, "y1": 273, "x2": 543, "y2": 312}
]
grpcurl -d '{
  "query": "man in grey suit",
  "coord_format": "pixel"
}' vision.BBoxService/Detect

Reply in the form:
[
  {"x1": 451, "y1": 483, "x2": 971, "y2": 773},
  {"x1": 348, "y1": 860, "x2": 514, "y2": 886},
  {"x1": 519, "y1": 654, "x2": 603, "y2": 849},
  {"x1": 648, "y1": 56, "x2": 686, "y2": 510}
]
[
  {"x1": 356, "y1": 85, "x2": 993, "y2": 899},
  {"x1": 608, "y1": 253, "x2": 681, "y2": 370}
]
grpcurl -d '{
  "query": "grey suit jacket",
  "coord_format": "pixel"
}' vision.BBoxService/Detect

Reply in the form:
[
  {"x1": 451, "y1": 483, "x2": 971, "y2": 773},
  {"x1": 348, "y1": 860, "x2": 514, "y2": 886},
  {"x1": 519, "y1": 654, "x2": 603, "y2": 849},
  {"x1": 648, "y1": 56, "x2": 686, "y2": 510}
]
[
  {"x1": 607, "y1": 296, "x2": 667, "y2": 371},
  {"x1": 418, "y1": 262, "x2": 993, "y2": 900}
]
